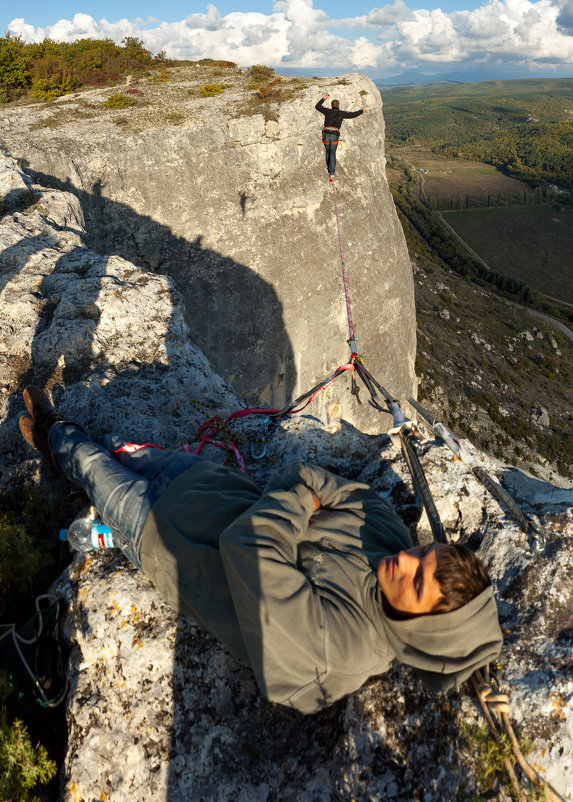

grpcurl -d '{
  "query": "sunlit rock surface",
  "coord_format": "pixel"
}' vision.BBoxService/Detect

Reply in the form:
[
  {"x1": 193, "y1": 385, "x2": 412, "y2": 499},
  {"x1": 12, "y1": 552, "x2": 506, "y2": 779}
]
[
  {"x1": 0, "y1": 71, "x2": 415, "y2": 434},
  {"x1": 1, "y1": 152, "x2": 571, "y2": 801}
]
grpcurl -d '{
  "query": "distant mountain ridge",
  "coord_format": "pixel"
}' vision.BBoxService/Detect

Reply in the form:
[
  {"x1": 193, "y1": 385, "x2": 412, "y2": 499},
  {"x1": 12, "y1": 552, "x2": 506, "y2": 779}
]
[
  {"x1": 378, "y1": 75, "x2": 573, "y2": 98},
  {"x1": 375, "y1": 71, "x2": 573, "y2": 88}
]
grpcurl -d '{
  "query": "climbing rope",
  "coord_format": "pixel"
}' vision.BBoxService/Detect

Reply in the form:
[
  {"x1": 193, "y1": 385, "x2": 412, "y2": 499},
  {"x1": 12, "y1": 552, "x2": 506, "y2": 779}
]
[
  {"x1": 472, "y1": 666, "x2": 567, "y2": 801},
  {"x1": 186, "y1": 401, "x2": 249, "y2": 471},
  {"x1": 330, "y1": 178, "x2": 358, "y2": 357},
  {"x1": 0, "y1": 595, "x2": 68, "y2": 709}
]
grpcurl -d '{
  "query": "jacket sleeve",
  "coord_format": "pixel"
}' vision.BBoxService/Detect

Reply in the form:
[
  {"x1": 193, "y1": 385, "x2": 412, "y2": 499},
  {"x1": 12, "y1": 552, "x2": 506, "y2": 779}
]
[
  {"x1": 261, "y1": 460, "x2": 371, "y2": 506},
  {"x1": 341, "y1": 109, "x2": 363, "y2": 119},
  {"x1": 218, "y1": 463, "x2": 372, "y2": 713},
  {"x1": 315, "y1": 98, "x2": 327, "y2": 115}
]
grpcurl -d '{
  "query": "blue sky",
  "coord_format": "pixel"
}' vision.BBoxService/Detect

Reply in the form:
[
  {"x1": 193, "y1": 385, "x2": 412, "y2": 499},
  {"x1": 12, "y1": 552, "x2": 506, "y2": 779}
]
[{"x1": 4, "y1": 0, "x2": 573, "y2": 80}]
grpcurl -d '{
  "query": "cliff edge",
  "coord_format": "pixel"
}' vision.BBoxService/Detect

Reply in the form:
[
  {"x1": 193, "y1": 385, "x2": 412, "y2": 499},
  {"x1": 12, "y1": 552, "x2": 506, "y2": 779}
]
[{"x1": 0, "y1": 67, "x2": 415, "y2": 433}]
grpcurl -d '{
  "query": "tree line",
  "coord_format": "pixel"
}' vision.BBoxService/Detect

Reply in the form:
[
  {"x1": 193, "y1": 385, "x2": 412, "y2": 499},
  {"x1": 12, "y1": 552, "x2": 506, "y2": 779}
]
[
  {"x1": 428, "y1": 185, "x2": 571, "y2": 211},
  {"x1": 0, "y1": 34, "x2": 163, "y2": 102}
]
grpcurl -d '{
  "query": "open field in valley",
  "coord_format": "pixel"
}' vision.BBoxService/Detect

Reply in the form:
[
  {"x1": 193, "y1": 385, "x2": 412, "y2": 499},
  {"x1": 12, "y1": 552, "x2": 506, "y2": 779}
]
[
  {"x1": 442, "y1": 204, "x2": 573, "y2": 304},
  {"x1": 390, "y1": 148, "x2": 530, "y2": 200}
]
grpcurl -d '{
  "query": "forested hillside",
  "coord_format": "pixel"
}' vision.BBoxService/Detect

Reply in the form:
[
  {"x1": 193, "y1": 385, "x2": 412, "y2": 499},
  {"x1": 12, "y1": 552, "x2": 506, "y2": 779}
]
[
  {"x1": 440, "y1": 121, "x2": 573, "y2": 188},
  {"x1": 380, "y1": 78, "x2": 573, "y2": 187}
]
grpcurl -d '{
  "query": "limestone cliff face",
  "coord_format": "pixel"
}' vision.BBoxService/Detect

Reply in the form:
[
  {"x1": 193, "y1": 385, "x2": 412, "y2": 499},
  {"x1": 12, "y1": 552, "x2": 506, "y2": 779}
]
[
  {"x1": 1, "y1": 155, "x2": 572, "y2": 802},
  {"x1": 0, "y1": 69, "x2": 415, "y2": 433}
]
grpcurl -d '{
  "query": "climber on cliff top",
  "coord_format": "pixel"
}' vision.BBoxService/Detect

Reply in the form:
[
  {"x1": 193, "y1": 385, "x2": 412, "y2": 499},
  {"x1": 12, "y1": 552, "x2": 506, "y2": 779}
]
[
  {"x1": 19, "y1": 386, "x2": 502, "y2": 715},
  {"x1": 315, "y1": 93, "x2": 366, "y2": 179}
]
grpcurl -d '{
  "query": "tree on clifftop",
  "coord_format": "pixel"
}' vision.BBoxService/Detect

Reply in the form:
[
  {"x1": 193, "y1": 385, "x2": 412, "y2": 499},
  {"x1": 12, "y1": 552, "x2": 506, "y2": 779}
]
[{"x1": 0, "y1": 35, "x2": 31, "y2": 100}]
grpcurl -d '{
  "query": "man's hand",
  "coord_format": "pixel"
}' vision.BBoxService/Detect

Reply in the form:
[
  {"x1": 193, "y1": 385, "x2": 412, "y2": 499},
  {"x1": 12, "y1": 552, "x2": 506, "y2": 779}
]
[
  {"x1": 323, "y1": 93, "x2": 329, "y2": 100},
  {"x1": 362, "y1": 107, "x2": 367, "y2": 112},
  {"x1": 311, "y1": 492, "x2": 321, "y2": 513}
]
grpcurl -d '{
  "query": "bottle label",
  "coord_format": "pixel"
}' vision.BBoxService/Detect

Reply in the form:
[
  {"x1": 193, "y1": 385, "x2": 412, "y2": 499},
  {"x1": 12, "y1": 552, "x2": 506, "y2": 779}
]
[{"x1": 91, "y1": 523, "x2": 114, "y2": 549}]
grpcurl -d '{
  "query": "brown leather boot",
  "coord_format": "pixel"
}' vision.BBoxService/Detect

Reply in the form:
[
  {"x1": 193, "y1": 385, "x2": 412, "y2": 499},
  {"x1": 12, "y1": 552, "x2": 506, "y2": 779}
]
[{"x1": 19, "y1": 386, "x2": 67, "y2": 475}]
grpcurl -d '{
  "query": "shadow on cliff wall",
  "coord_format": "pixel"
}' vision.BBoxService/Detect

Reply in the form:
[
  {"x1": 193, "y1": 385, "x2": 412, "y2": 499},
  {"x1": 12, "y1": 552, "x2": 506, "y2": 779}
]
[
  {"x1": 18, "y1": 162, "x2": 296, "y2": 410},
  {"x1": 0, "y1": 184, "x2": 359, "y2": 800}
]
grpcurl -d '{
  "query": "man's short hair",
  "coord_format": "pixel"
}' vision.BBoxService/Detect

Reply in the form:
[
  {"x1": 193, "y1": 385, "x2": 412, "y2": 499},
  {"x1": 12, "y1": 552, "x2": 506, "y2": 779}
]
[
  {"x1": 332, "y1": 99, "x2": 340, "y2": 109},
  {"x1": 431, "y1": 543, "x2": 490, "y2": 614}
]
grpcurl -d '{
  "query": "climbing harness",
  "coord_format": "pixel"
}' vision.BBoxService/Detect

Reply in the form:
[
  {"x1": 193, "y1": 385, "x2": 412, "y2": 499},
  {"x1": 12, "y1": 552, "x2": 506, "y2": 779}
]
[{"x1": 322, "y1": 126, "x2": 340, "y2": 145}]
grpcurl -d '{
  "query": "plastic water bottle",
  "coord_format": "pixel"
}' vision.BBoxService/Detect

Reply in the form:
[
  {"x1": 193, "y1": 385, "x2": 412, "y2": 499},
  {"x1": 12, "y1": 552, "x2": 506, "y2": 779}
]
[{"x1": 60, "y1": 506, "x2": 117, "y2": 551}]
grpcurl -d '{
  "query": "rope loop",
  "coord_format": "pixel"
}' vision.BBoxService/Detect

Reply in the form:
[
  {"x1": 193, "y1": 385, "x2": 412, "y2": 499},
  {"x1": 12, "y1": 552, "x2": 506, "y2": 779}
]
[
  {"x1": 472, "y1": 667, "x2": 567, "y2": 802},
  {"x1": 475, "y1": 682, "x2": 510, "y2": 714}
]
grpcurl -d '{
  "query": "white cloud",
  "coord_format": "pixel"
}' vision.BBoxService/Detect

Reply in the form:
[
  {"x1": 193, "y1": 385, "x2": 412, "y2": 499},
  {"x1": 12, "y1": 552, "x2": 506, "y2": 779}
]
[
  {"x1": 7, "y1": 0, "x2": 573, "y2": 74},
  {"x1": 367, "y1": 1, "x2": 416, "y2": 27},
  {"x1": 349, "y1": 36, "x2": 386, "y2": 66},
  {"x1": 554, "y1": 0, "x2": 573, "y2": 33},
  {"x1": 184, "y1": 5, "x2": 223, "y2": 31}
]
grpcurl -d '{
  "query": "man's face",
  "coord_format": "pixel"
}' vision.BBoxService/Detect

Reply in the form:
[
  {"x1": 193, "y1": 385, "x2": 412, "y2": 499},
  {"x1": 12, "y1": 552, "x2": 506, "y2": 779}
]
[{"x1": 377, "y1": 543, "x2": 445, "y2": 616}]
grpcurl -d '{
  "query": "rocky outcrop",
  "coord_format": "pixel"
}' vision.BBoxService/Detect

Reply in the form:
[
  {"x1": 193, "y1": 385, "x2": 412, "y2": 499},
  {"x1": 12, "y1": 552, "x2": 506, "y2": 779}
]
[
  {"x1": 1, "y1": 155, "x2": 572, "y2": 802},
  {"x1": 0, "y1": 69, "x2": 415, "y2": 433},
  {"x1": 0, "y1": 154, "x2": 241, "y2": 478}
]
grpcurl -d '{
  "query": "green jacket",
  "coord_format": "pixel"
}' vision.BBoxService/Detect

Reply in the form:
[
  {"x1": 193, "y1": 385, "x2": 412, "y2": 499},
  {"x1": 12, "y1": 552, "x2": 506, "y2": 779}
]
[{"x1": 138, "y1": 461, "x2": 502, "y2": 714}]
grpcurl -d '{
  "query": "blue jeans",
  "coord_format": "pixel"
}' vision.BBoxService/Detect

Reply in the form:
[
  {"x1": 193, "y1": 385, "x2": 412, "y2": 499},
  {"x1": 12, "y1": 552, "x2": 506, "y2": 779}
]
[
  {"x1": 322, "y1": 130, "x2": 339, "y2": 175},
  {"x1": 49, "y1": 424, "x2": 202, "y2": 568}
]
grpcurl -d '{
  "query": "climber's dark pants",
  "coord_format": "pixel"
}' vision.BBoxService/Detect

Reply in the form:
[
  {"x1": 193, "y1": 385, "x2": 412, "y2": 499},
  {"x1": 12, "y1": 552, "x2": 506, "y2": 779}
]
[
  {"x1": 322, "y1": 130, "x2": 339, "y2": 175},
  {"x1": 49, "y1": 424, "x2": 201, "y2": 567}
]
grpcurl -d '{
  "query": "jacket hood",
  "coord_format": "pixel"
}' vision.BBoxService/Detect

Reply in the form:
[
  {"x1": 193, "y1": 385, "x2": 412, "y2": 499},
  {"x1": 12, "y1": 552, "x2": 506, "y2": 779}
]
[{"x1": 380, "y1": 585, "x2": 503, "y2": 692}]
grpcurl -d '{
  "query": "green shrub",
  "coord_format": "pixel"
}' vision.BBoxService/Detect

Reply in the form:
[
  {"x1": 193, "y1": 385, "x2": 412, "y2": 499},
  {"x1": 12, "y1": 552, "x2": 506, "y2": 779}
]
[
  {"x1": 0, "y1": 716, "x2": 56, "y2": 802},
  {"x1": 0, "y1": 485, "x2": 78, "y2": 621},
  {"x1": 30, "y1": 73, "x2": 77, "y2": 101},
  {"x1": 165, "y1": 112, "x2": 185, "y2": 124},
  {"x1": 120, "y1": 36, "x2": 152, "y2": 64},
  {"x1": 0, "y1": 36, "x2": 160, "y2": 102},
  {"x1": 249, "y1": 64, "x2": 274, "y2": 83},
  {"x1": 197, "y1": 58, "x2": 236, "y2": 68},
  {"x1": 200, "y1": 83, "x2": 224, "y2": 97},
  {"x1": 102, "y1": 92, "x2": 136, "y2": 109},
  {"x1": 0, "y1": 519, "x2": 49, "y2": 621},
  {"x1": 148, "y1": 68, "x2": 170, "y2": 82}
]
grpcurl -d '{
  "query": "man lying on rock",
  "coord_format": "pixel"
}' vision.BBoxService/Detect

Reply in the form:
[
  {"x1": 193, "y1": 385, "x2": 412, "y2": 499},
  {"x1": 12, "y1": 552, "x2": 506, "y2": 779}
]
[{"x1": 19, "y1": 386, "x2": 503, "y2": 714}]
